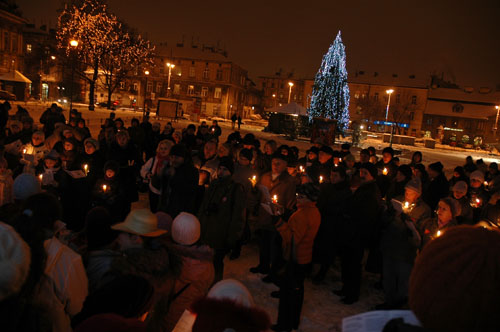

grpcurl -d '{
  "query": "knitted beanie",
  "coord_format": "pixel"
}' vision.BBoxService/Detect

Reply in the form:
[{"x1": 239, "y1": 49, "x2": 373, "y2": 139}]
[
  {"x1": 171, "y1": 212, "x2": 200, "y2": 246},
  {"x1": 452, "y1": 181, "x2": 468, "y2": 194},
  {"x1": 218, "y1": 156, "x2": 234, "y2": 175},
  {"x1": 405, "y1": 177, "x2": 422, "y2": 195},
  {"x1": 13, "y1": 173, "x2": 41, "y2": 201},
  {"x1": 440, "y1": 197, "x2": 461, "y2": 219},
  {"x1": 470, "y1": 170, "x2": 484, "y2": 182},
  {"x1": 428, "y1": 161, "x2": 444, "y2": 173},
  {"x1": 239, "y1": 148, "x2": 253, "y2": 162},
  {"x1": 409, "y1": 226, "x2": 500, "y2": 332},
  {"x1": 0, "y1": 222, "x2": 31, "y2": 301}
]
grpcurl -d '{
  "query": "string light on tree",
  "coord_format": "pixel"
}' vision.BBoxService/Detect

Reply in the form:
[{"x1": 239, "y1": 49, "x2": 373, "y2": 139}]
[{"x1": 308, "y1": 30, "x2": 350, "y2": 131}]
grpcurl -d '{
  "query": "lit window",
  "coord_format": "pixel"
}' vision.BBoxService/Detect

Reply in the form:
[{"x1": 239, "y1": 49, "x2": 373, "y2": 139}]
[
  {"x1": 187, "y1": 85, "x2": 195, "y2": 96},
  {"x1": 354, "y1": 92, "x2": 359, "y2": 99},
  {"x1": 216, "y1": 69, "x2": 223, "y2": 80},
  {"x1": 173, "y1": 84, "x2": 180, "y2": 95},
  {"x1": 120, "y1": 82, "x2": 125, "y2": 89},
  {"x1": 147, "y1": 82, "x2": 153, "y2": 92},
  {"x1": 133, "y1": 83, "x2": 138, "y2": 91},
  {"x1": 156, "y1": 83, "x2": 162, "y2": 93},
  {"x1": 203, "y1": 67, "x2": 209, "y2": 79},
  {"x1": 214, "y1": 87, "x2": 222, "y2": 99},
  {"x1": 189, "y1": 67, "x2": 195, "y2": 78},
  {"x1": 201, "y1": 87, "x2": 208, "y2": 97},
  {"x1": 26, "y1": 44, "x2": 32, "y2": 53}
]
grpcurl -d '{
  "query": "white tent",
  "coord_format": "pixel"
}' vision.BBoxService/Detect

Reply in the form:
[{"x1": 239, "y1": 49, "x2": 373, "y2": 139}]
[{"x1": 266, "y1": 102, "x2": 307, "y2": 116}]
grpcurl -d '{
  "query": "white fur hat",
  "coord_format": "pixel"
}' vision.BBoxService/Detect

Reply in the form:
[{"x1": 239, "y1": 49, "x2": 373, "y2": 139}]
[
  {"x1": 171, "y1": 212, "x2": 200, "y2": 246},
  {"x1": 207, "y1": 279, "x2": 255, "y2": 308},
  {"x1": 13, "y1": 173, "x2": 41, "y2": 201},
  {"x1": 0, "y1": 222, "x2": 31, "y2": 301}
]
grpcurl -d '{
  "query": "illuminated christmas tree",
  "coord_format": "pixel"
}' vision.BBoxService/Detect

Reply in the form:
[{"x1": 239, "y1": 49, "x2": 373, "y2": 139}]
[{"x1": 308, "y1": 31, "x2": 350, "y2": 131}]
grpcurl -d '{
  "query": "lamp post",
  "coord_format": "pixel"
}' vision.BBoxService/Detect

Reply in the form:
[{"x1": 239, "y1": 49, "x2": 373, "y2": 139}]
[
  {"x1": 288, "y1": 82, "x2": 294, "y2": 104},
  {"x1": 69, "y1": 39, "x2": 78, "y2": 118},
  {"x1": 272, "y1": 93, "x2": 276, "y2": 107},
  {"x1": 143, "y1": 70, "x2": 150, "y2": 116},
  {"x1": 385, "y1": 89, "x2": 394, "y2": 147},
  {"x1": 495, "y1": 106, "x2": 500, "y2": 138},
  {"x1": 166, "y1": 62, "x2": 175, "y2": 97}
]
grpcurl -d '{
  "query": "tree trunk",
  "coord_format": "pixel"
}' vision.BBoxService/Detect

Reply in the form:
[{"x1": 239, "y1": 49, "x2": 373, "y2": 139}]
[
  {"x1": 88, "y1": 59, "x2": 99, "y2": 111},
  {"x1": 107, "y1": 70, "x2": 113, "y2": 110}
]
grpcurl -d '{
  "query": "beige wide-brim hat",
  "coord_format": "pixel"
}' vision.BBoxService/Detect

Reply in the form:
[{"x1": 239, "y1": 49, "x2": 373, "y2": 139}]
[{"x1": 112, "y1": 209, "x2": 167, "y2": 237}]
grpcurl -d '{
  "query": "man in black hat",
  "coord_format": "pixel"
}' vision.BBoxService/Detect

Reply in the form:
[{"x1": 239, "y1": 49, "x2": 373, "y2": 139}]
[
  {"x1": 335, "y1": 162, "x2": 382, "y2": 304},
  {"x1": 198, "y1": 156, "x2": 245, "y2": 282},
  {"x1": 158, "y1": 144, "x2": 199, "y2": 218},
  {"x1": 423, "y1": 161, "x2": 449, "y2": 211},
  {"x1": 317, "y1": 145, "x2": 334, "y2": 183},
  {"x1": 250, "y1": 152, "x2": 296, "y2": 281}
]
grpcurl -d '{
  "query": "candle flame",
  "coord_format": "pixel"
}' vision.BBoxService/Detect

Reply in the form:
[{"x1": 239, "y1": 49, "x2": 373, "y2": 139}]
[
  {"x1": 103, "y1": 184, "x2": 107, "y2": 191},
  {"x1": 436, "y1": 230, "x2": 442, "y2": 237},
  {"x1": 23, "y1": 148, "x2": 26, "y2": 154},
  {"x1": 383, "y1": 168, "x2": 388, "y2": 175},
  {"x1": 38, "y1": 174, "x2": 43, "y2": 181},
  {"x1": 319, "y1": 175, "x2": 324, "y2": 183},
  {"x1": 272, "y1": 194, "x2": 278, "y2": 203}
]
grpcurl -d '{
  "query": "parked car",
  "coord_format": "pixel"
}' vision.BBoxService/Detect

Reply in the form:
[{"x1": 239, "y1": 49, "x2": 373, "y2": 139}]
[
  {"x1": 0, "y1": 90, "x2": 16, "y2": 101},
  {"x1": 97, "y1": 100, "x2": 120, "y2": 110}
]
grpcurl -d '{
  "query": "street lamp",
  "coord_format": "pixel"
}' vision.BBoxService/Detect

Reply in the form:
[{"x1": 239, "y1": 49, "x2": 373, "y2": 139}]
[
  {"x1": 166, "y1": 62, "x2": 175, "y2": 97},
  {"x1": 272, "y1": 93, "x2": 276, "y2": 108},
  {"x1": 143, "y1": 70, "x2": 150, "y2": 116},
  {"x1": 69, "y1": 39, "x2": 79, "y2": 117},
  {"x1": 288, "y1": 82, "x2": 294, "y2": 104},
  {"x1": 495, "y1": 106, "x2": 500, "y2": 136},
  {"x1": 385, "y1": 89, "x2": 394, "y2": 147}
]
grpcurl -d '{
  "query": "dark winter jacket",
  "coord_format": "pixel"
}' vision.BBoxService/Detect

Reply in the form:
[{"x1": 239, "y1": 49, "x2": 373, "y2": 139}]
[
  {"x1": 107, "y1": 142, "x2": 142, "y2": 203},
  {"x1": 423, "y1": 173, "x2": 449, "y2": 211},
  {"x1": 198, "y1": 176, "x2": 245, "y2": 249}
]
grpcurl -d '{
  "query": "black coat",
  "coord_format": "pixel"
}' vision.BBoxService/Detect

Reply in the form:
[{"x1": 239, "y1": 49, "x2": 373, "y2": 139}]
[
  {"x1": 158, "y1": 161, "x2": 199, "y2": 218},
  {"x1": 423, "y1": 173, "x2": 449, "y2": 211},
  {"x1": 108, "y1": 142, "x2": 142, "y2": 203}
]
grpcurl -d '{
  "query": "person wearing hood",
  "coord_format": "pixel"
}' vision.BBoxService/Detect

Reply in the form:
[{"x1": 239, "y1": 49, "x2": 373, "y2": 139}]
[
  {"x1": 468, "y1": 170, "x2": 490, "y2": 223},
  {"x1": 163, "y1": 212, "x2": 215, "y2": 331},
  {"x1": 420, "y1": 197, "x2": 460, "y2": 248},
  {"x1": 451, "y1": 181, "x2": 474, "y2": 225},
  {"x1": 198, "y1": 156, "x2": 245, "y2": 282},
  {"x1": 423, "y1": 161, "x2": 449, "y2": 211},
  {"x1": 20, "y1": 131, "x2": 49, "y2": 174}
]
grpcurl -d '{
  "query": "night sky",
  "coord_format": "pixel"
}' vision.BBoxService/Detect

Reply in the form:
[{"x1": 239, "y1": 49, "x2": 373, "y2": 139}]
[{"x1": 18, "y1": 0, "x2": 500, "y2": 88}]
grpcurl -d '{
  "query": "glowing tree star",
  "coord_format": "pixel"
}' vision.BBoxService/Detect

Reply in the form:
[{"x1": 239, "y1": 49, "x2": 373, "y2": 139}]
[{"x1": 308, "y1": 31, "x2": 350, "y2": 132}]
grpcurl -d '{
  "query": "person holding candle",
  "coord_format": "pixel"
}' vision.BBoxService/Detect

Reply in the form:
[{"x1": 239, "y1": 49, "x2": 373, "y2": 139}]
[
  {"x1": 21, "y1": 131, "x2": 49, "y2": 174},
  {"x1": 250, "y1": 152, "x2": 296, "y2": 282},
  {"x1": 92, "y1": 161, "x2": 129, "y2": 223},
  {"x1": 423, "y1": 161, "x2": 449, "y2": 212},
  {"x1": 451, "y1": 181, "x2": 474, "y2": 225},
  {"x1": 377, "y1": 177, "x2": 429, "y2": 309},
  {"x1": 468, "y1": 170, "x2": 490, "y2": 223},
  {"x1": 420, "y1": 197, "x2": 460, "y2": 248},
  {"x1": 198, "y1": 156, "x2": 245, "y2": 282},
  {"x1": 0, "y1": 157, "x2": 13, "y2": 207},
  {"x1": 317, "y1": 146, "x2": 334, "y2": 182}
]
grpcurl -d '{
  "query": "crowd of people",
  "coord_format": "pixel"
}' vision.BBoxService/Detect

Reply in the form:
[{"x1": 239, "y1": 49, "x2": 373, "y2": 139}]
[{"x1": 0, "y1": 100, "x2": 499, "y2": 332}]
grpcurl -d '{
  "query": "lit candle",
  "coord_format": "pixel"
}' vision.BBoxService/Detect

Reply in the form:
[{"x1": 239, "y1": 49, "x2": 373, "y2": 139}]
[
  {"x1": 383, "y1": 168, "x2": 388, "y2": 175},
  {"x1": 38, "y1": 174, "x2": 43, "y2": 181},
  {"x1": 484, "y1": 181, "x2": 489, "y2": 187},
  {"x1": 404, "y1": 201, "x2": 410, "y2": 209},
  {"x1": 83, "y1": 164, "x2": 89, "y2": 176},
  {"x1": 339, "y1": 158, "x2": 343, "y2": 162},
  {"x1": 319, "y1": 175, "x2": 324, "y2": 183},
  {"x1": 436, "y1": 230, "x2": 442, "y2": 237},
  {"x1": 299, "y1": 166, "x2": 304, "y2": 173},
  {"x1": 23, "y1": 148, "x2": 26, "y2": 154},
  {"x1": 249, "y1": 175, "x2": 257, "y2": 187},
  {"x1": 272, "y1": 194, "x2": 278, "y2": 204},
  {"x1": 102, "y1": 184, "x2": 107, "y2": 192}
]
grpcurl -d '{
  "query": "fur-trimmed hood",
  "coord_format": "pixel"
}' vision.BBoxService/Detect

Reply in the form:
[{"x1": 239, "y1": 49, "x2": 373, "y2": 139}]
[{"x1": 190, "y1": 297, "x2": 271, "y2": 332}]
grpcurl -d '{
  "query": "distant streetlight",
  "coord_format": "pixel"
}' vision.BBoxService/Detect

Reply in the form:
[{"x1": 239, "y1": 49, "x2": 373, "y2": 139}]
[
  {"x1": 143, "y1": 70, "x2": 150, "y2": 115},
  {"x1": 385, "y1": 89, "x2": 394, "y2": 147},
  {"x1": 166, "y1": 62, "x2": 175, "y2": 97},
  {"x1": 495, "y1": 105, "x2": 500, "y2": 135},
  {"x1": 50, "y1": 55, "x2": 56, "y2": 60},
  {"x1": 288, "y1": 82, "x2": 294, "y2": 104},
  {"x1": 69, "y1": 39, "x2": 79, "y2": 116},
  {"x1": 272, "y1": 93, "x2": 276, "y2": 107}
]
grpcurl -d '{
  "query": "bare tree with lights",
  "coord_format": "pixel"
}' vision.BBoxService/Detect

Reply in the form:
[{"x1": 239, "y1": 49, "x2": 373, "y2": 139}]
[
  {"x1": 308, "y1": 31, "x2": 350, "y2": 132},
  {"x1": 57, "y1": 0, "x2": 154, "y2": 110}
]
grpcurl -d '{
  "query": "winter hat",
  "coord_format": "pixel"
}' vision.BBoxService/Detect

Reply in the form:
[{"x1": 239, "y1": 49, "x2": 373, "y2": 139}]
[
  {"x1": 169, "y1": 144, "x2": 188, "y2": 159},
  {"x1": 428, "y1": 161, "x2": 444, "y2": 173},
  {"x1": 305, "y1": 166, "x2": 320, "y2": 183},
  {"x1": 0, "y1": 222, "x2": 31, "y2": 301},
  {"x1": 470, "y1": 170, "x2": 485, "y2": 182},
  {"x1": 452, "y1": 181, "x2": 468, "y2": 194},
  {"x1": 382, "y1": 146, "x2": 395, "y2": 156},
  {"x1": 239, "y1": 148, "x2": 253, "y2": 162},
  {"x1": 190, "y1": 279, "x2": 271, "y2": 332},
  {"x1": 218, "y1": 156, "x2": 234, "y2": 174},
  {"x1": 207, "y1": 279, "x2": 255, "y2": 307},
  {"x1": 405, "y1": 177, "x2": 422, "y2": 195},
  {"x1": 84, "y1": 137, "x2": 100, "y2": 150},
  {"x1": 307, "y1": 146, "x2": 319, "y2": 156},
  {"x1": 409, "y1": 226, "x2": 500, "y2": 332},
  {"x1": 344, "y1": 154, "x2": 355, "y2": 163},
  {"x1": 297, "y1": 183, "x2": 320, "y2": 202},
  {"x1": 319, "y1": 145, "x2": 334, "y2": 155},
  {"x1": 440, "y1": 197, "x2": 461, "y2": 219},
  {"x1": 360, "y1": 162, "x2": 378, "y2": 179},
  {"x1": 271, "y1": 151, "x2": 289, "y2": 164},
  {"x1": 242, "y1": 133, "x2": 256, "y2": 146},
  {"x1": 104, "y1": 160, "x2": 120, "y2": 175},
  {"x1": 75, "y1": 313, "x2": 147, "y2": 332},
  {"x1": 171, "y1": 212, "x2": 200, "y2": 246},
  {"x1": 111, "y1": 209, "x2": 167, "y2": 237},
  {"x1": 45, "y1": 149, "x2": 60, "y2": 161},
  {"x1": 398, "y1": 165, "x2": 413, "y2": 180},
  {"x1": 85, "y1": 207, "x2": 119, "y2": 251},
  {"x1": 13, "y1": 173, "x2": 41, "y2": 201}
]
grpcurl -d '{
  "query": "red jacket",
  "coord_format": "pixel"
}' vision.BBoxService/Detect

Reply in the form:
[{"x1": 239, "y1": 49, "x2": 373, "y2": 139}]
[{"x1": 276, "y1": 201, "x2": 321, "y2": 265}]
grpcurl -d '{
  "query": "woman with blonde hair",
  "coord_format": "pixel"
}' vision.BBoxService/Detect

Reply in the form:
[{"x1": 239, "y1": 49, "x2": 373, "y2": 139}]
[{"x1": 141, "y1": 139, "x2": 174, "y2": 212}]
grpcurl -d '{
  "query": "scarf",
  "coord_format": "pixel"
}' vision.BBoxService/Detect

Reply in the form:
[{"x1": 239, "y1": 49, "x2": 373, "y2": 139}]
[{"x1": 154, "y1": 154, "x2": 169, "y2": 175}]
